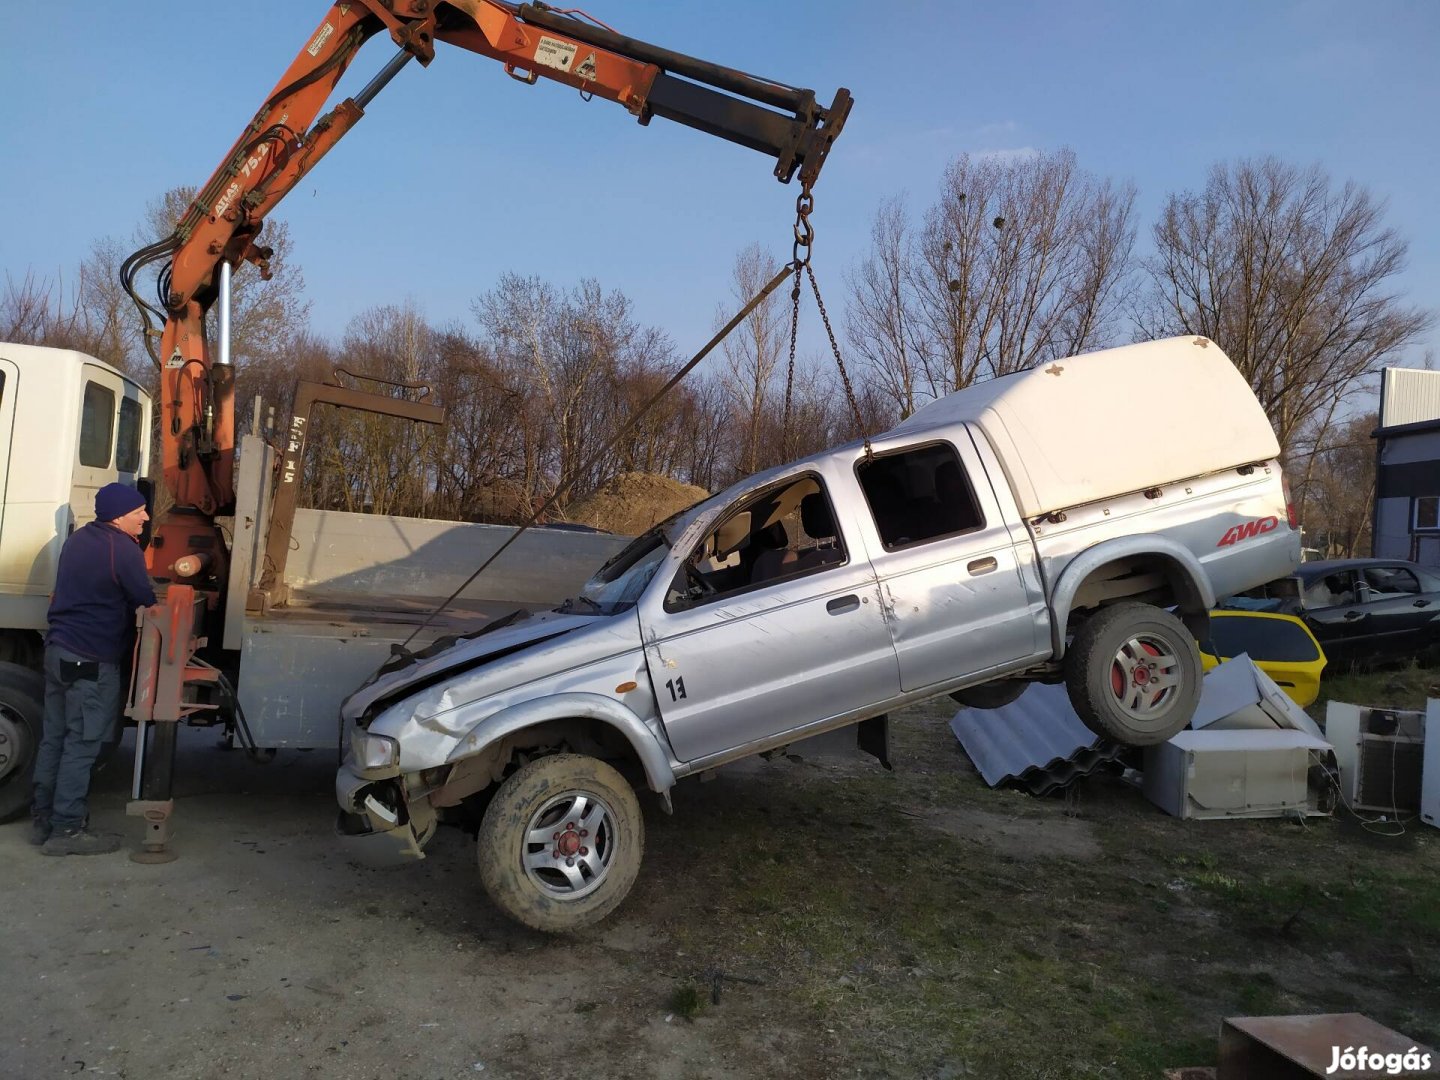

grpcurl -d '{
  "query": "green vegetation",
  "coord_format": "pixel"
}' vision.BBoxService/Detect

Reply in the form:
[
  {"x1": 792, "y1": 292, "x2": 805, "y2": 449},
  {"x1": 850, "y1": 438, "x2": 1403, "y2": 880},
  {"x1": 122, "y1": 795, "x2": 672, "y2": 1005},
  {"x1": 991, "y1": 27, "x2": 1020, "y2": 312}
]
[
  {"x1": 666, "y1": 983, "x2": 707, "y2": 1022},
  {"x1": 1310, "y1": 662, "x2": 1440, "y2": 718}
]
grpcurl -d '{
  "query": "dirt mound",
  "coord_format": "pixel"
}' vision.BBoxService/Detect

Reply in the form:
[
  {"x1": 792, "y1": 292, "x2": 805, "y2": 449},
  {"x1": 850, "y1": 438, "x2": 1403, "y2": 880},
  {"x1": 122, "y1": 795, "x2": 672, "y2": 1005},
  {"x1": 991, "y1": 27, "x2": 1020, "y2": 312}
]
[{"x1": 566, "y1": 471, "x2": 709, "y2": 536}]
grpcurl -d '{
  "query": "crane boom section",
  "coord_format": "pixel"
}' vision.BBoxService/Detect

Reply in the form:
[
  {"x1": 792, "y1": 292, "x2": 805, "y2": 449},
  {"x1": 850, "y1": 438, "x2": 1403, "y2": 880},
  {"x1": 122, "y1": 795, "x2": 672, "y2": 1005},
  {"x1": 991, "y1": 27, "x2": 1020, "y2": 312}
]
[{"x1": 138, "y1": 0, "x2": 850, "y2": 574}]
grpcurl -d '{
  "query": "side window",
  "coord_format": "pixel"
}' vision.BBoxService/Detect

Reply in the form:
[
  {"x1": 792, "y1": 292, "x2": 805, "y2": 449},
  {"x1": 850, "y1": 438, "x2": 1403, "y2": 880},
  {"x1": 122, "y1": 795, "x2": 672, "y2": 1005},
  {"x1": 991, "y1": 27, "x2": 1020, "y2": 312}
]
[
  {"x1": 856, "y1": 442, "x2": 983, "y2": 550},
  {"x1": 1414, "y1": 497, "x2": 1440, "y2": 532},
  {"x1": 116, "y1": 397, "x2": 143, "y2": 473},
  {"x1": 1362, "y1": 566, "x2": 1420, "y2": 599},
  {"x1": 79, "y1": 381, "x2": 116, "y2": 468},
  {"x1": 666, "y1": 475, "x2": 846, "y2": 610},
  {"x1": 1303, "y1": 571, "x2": 1356, "y2": 608},
  {"x1": 1208, "y1": 616, "x2": 1320, "y2": 664}
]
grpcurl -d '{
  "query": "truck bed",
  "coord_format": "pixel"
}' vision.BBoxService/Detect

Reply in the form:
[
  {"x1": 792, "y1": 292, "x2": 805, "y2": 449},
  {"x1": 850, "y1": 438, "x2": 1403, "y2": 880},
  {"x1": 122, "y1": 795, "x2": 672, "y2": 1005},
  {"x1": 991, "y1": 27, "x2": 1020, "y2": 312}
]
[
  {"x1": 235, "y1": 591, "x2": 557, "y2": 750},
  {"x1": 263, "y1": 588, "x2": 546, "y2": 632}
]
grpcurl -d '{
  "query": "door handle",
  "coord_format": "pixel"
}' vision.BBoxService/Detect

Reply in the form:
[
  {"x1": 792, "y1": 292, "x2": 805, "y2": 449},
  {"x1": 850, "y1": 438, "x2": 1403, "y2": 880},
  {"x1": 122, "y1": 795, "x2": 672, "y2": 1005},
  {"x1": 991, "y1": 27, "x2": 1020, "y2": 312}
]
[
  {"x1": 967, "y1": 557, "x2": 998, "y2": 575},
  {"x1": 1344, "y1": 610, "x2": 1365, "y2": 621},
  {"x1": 826, "y1": 594, "x2": 860, "y2": 614},
  {"x1": 1414, "y1": 599, "x2": 1430, "y2": 608}
]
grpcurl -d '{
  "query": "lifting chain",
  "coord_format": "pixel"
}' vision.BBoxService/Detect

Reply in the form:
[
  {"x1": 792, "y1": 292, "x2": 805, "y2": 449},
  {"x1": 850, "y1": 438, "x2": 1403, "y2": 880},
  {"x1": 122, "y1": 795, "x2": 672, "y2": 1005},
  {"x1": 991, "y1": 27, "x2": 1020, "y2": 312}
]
[{"x1": 783, "y1": 183, "x2": 872, "y2": 460}]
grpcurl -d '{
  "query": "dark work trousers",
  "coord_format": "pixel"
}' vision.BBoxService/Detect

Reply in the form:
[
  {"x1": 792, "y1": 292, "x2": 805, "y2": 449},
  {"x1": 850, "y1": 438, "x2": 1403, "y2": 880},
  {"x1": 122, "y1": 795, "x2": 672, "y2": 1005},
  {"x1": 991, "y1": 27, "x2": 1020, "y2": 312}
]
[{"x1": 32, "y1": 645, "x2": 124, "y2": 830}]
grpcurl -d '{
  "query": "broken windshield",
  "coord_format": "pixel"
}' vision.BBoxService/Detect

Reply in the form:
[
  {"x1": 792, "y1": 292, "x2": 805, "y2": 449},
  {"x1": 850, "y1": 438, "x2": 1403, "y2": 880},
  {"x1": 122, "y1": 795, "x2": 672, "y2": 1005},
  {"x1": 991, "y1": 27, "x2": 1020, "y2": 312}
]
[
  {"x1": 569, "y1": 492, "x2": 726, "y2": 615},
  {"x1": 576, "y1": 529, "x2": 672, "y2": 614}
]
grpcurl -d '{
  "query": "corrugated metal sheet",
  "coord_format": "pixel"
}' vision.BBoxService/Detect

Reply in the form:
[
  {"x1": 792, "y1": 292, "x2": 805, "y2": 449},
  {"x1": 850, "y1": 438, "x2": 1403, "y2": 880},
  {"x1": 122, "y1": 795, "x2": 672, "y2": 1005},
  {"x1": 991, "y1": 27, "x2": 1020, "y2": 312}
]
[
  {"x1": 948, "y1": 683, "x2": 1121, "y2": 796},
  {"x1": 1381, "y1": 367, "x2": 1440, "y2": 428}
]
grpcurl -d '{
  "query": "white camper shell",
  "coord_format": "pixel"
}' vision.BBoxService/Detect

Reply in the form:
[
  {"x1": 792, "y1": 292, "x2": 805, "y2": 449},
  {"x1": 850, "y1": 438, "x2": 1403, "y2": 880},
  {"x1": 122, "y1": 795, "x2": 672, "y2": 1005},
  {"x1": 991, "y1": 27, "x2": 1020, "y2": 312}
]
[{"x1": 895, "y1": 337, "x2": 1280, "y2": 520}]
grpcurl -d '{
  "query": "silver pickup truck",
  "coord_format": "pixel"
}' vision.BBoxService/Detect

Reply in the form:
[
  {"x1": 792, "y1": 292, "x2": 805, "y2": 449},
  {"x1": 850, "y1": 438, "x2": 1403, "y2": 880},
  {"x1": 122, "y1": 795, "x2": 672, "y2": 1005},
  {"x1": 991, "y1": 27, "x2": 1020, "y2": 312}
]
[{"x1": 336, "y1": 336, "x2": 1300, "y2": 931}]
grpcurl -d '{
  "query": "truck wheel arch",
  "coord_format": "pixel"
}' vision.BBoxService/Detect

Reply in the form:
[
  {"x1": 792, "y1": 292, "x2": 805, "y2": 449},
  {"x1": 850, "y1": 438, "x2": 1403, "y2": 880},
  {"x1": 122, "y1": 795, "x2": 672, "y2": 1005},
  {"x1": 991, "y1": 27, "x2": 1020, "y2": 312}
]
[
  {"x1": 1049, "y1": 537, "x2": 1215, "y2": 659},
  {"x1": 445, "y1": 692, "x2": 677, "y2": 796}
]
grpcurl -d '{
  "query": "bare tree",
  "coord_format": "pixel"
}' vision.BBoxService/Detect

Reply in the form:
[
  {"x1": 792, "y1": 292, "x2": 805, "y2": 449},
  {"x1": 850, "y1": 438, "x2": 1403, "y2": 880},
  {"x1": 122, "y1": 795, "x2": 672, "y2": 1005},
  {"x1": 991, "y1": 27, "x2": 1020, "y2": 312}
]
[
  {"x1": 1291, "y1": 411, "x2": 1377, "y2": 557},
  {"x1": 845, "y1": 197, "x2": 927, "y2": 418},
  {"x1": 851, "y1": 149, "x2": 1136, "y2": 403},
  {"x1": 0, "y1": 271, "x2": 82, "y2": 343},
  {"x1": 715, "y1": 243, "x2": 788, "y2": 475},
  {"x1": 473, "y1": 274, "x2": 688, "y2": 515},
  {"x1": 318, "y1": 302, "x2": 441, "y2": 516},
  {"x1": 427, "y1": 326, "x2": 533, "y2": 522},
  {"x1": 1140, "y1": 158, "x2": 1432, "y2": 456}
]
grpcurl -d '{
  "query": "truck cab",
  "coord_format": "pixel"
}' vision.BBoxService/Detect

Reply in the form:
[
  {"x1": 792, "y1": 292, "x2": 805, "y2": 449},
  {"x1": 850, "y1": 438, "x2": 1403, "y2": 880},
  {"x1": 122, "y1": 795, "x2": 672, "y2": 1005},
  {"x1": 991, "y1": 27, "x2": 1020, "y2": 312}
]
[
  {"x1": 0, "y1": 343, "x2": 153, "y2": 659},
  {"x1": 0, "y1": 343, "x2": 153, "y2": 820}
]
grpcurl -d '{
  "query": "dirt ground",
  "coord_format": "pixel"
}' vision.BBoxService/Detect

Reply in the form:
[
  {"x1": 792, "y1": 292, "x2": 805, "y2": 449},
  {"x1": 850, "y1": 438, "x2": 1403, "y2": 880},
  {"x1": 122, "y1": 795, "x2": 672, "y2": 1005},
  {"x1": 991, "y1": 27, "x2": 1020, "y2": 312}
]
[
  {"x1": 1, "y1": 729, "x2": 853, "y2": 1080},
  {"x1": 3, "y1": 701, "x2": 1438, "y2": 1080}
]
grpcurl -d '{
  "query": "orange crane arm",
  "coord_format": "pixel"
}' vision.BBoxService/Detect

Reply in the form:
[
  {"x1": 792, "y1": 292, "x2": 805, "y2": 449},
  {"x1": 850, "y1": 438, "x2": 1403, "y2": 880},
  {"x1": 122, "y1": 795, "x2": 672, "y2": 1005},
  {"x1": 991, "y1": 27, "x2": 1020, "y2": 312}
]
[{"x1": 124, "y1": 0, "x2": 850, "y2": 558}]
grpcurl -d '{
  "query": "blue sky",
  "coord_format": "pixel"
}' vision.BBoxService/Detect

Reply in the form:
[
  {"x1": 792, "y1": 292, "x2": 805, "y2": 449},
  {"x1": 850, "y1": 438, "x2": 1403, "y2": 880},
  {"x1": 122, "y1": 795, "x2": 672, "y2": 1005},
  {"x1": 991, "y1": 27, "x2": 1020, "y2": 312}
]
[{"x1": 2, "y1": 1, "x2": 1436, "y2": 377}]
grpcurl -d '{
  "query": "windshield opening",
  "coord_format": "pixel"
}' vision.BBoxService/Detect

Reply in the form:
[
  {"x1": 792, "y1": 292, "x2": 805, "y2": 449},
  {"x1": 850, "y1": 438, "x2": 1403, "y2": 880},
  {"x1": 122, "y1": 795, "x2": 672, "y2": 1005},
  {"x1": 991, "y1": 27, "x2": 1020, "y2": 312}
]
[{"x1": 573, "y1": 528, "x2": 672, "y2": 615}]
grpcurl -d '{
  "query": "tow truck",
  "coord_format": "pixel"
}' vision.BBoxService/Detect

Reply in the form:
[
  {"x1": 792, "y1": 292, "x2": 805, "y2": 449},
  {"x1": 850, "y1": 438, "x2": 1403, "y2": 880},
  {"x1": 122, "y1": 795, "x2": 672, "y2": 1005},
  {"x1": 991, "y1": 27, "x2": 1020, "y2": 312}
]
[{"x1": 0, "y1": 2, "x2": 849, "y2": 856}]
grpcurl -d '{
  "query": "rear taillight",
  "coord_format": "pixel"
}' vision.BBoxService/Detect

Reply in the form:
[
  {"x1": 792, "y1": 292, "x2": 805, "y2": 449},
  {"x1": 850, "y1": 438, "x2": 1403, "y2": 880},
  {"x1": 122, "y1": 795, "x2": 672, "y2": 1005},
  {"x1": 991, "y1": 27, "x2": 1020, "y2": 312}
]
[{"x1": 1281, "y1": 472, "x2": 1298, "y2": 529}]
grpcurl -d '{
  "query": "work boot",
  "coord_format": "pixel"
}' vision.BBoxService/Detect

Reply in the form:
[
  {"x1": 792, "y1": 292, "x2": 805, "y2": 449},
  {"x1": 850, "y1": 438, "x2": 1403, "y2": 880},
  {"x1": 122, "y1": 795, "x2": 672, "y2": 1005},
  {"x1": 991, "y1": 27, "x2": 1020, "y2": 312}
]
[
  {"x1": 42, "y1": 827, "x2": 120, "y2": 857},
  {"x1": 29, "y1": 817, "x2": 52, "y2": 846}
]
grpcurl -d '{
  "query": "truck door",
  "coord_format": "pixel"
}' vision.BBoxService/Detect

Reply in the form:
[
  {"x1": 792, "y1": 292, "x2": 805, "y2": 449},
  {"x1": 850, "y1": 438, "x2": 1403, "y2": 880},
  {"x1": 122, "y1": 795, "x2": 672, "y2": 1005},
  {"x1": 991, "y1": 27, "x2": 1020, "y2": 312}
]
[
  {"x1": 638, "y1": 471, "x2": 899, "y2": 764},
  {"x1": 855, "y1": 436, "x2": 1039, "y2": 692},
  {"x1": 69, "y1": 364, "x2": 145, "y2": 529}
]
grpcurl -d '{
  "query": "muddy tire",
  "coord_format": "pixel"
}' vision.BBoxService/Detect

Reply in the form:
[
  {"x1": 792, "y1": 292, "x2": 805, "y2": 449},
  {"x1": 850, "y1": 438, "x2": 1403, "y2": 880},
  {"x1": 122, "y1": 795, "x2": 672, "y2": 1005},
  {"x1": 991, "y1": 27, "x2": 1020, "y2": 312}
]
[
  {"x1": 0, "y1": 662, "x2": 43, "y2": 823},
  {"x1": 949, "y1": 679, "x2": 1028, "y2": 710},
  {"x1": 1064, "y1": 602, "x2": 1200, "y2": 747},
  {"x1": 477, "y1": 753, "x2": 643, "y2": 933}
]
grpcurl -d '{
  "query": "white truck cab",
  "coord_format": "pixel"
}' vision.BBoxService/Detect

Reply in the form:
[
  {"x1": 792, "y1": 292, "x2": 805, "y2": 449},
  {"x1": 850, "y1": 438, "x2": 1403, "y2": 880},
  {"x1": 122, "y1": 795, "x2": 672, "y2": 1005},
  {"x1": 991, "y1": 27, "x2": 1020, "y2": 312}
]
[
  {"x1": 0, "y1": 343, "x2": 152, "y2": 658},
  {"x1": 0, "y1": 342, "x2": 152, "y2": 819}
]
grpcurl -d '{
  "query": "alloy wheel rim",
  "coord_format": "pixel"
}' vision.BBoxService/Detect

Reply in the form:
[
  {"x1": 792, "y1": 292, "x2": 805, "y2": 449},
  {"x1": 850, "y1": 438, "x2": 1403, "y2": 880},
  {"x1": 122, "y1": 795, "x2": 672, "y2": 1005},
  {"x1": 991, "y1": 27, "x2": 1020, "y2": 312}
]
[
  {"x1": 1108, "y1": 633, "x2": 1182, "y2": 724},
  {"x1": 521, "y1": 789, "x2": 617, "y2": 901}
]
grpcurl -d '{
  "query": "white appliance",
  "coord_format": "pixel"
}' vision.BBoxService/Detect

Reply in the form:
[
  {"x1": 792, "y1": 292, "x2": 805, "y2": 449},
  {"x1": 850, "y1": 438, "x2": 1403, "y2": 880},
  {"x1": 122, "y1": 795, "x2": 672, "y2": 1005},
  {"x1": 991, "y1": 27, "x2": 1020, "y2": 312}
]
[{"x1": 1142, "y1": 728, "x2": 1332, "y2": 820}]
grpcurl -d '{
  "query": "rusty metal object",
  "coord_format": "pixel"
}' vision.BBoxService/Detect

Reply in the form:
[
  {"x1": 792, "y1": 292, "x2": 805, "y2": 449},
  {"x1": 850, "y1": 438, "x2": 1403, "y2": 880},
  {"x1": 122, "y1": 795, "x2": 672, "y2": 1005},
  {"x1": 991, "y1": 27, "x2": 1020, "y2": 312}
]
[
  {"x1": 1218, "y1": 1014, "x2": 1438, "y2": 1078},
  {"x1": 126, "y1": 585, "x2": 222, "y2": 862},
  {"x1": 256, "y1": 376, "x2": 444, "y2": 610},
  {"x1": 146, "y1": 509, "x2": 229, "y2": 590},
  {"x1": 127, "y1": 800, "x2": 177, "y2": 864}
]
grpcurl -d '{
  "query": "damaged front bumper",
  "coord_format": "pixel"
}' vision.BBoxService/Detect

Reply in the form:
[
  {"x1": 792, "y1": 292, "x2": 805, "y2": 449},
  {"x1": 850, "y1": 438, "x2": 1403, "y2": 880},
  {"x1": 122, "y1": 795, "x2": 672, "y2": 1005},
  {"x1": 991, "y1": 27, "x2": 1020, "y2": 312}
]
[{"x1": 335, "y1": 759, "x2": 438, "y2": 868}]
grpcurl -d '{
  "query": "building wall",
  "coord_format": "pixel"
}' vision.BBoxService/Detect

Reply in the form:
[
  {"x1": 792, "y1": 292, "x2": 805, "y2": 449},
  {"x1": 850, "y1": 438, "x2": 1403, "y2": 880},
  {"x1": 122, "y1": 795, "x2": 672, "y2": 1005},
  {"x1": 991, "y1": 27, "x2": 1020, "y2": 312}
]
[
  {"x1": 1381, "y1": 368, "x2": 1440, "y2": 427},
  {"x1": 1375, "y1": 428, "x2": 1440, "y2": 567}
]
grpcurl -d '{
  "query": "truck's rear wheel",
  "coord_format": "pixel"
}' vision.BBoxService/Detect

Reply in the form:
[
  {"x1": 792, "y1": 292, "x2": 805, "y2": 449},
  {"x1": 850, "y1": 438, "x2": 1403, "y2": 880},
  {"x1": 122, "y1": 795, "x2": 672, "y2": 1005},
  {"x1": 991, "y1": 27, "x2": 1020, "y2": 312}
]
[
  {"x1": 0, "y1": 662, "x2": 43, "y2": 823},
  {"x1": 477, "y1": 753, "x2": 643, "y2": 933},
  {"x1": 1064, "y1": 602, "x2": 1200, "y2": 747}
]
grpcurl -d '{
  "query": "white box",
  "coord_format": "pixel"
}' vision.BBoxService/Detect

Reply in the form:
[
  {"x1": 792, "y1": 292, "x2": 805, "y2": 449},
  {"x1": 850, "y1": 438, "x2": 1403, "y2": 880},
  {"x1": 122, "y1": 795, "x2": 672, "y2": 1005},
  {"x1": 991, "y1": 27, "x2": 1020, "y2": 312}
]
[{"x1": 1142, "y1": 729, "x2": 1332, "y2": 820}]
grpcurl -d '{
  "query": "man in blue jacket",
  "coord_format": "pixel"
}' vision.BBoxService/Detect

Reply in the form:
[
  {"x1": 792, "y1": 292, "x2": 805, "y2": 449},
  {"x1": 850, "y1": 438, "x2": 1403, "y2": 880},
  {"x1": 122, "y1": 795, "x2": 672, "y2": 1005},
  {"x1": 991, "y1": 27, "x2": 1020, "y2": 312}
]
[{"x1": 31, "y1": 483, "x2": 156, "y2": 855}]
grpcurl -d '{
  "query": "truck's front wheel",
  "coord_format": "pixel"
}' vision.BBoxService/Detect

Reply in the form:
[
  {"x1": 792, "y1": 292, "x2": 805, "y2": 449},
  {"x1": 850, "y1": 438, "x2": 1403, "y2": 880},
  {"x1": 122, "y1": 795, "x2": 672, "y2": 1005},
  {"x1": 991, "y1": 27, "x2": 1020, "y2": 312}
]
[
  {"x1": 477, "y1": 753, "x2": 644, "y2": 933},
  {"x1": 0, "y1": 662, "x2": 43, "y2": 823},
  {"x1": 1064, "y1": 602, "x2": 1200, "y2": 747}
]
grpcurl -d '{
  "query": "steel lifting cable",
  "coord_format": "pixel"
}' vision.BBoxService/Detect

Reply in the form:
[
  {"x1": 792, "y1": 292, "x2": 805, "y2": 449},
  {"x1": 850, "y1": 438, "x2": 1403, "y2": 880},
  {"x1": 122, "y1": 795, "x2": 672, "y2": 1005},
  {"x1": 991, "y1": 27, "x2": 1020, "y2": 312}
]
[
  {"x1": 781, "y1": 182, "x2": 872, "y2": 460},
  {"x1": 395, "y1": 260, "x2": 798, "y2": 652}
]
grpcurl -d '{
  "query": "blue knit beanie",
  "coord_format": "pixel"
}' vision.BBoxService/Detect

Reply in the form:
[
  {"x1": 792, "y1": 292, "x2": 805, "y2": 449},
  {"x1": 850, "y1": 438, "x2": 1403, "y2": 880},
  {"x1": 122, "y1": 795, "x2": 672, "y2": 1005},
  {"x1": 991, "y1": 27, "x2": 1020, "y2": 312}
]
[{"x1": 95, "y1": 483, "x2": 146, "y2": 523}]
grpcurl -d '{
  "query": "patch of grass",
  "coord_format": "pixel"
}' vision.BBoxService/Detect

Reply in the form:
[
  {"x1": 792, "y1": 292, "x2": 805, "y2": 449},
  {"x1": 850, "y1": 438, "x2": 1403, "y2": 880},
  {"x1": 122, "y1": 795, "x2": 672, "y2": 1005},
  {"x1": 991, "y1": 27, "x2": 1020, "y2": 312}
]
[
  {"x1": 1310, "y1": 662, "x2": 1440, "y2": 720},
  {"x1": 667, "y1": 983, "x2": 706, "y2": 1022}
]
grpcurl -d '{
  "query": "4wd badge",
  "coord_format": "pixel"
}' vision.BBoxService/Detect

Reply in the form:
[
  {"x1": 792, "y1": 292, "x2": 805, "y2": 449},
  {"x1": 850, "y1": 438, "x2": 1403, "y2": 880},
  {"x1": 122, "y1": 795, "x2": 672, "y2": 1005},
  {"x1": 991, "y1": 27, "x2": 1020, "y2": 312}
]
[{"x1": 1217, "y1": 516, "x2": 1279, "y2": 547}]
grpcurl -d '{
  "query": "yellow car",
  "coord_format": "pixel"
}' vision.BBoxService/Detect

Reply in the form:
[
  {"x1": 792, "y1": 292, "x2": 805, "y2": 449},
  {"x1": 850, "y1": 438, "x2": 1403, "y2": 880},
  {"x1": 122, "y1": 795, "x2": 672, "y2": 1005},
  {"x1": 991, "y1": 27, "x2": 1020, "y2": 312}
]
[{"x1": 1197, "y1": 610, "x2": 1327, "y2": 708}]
